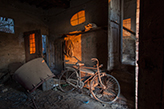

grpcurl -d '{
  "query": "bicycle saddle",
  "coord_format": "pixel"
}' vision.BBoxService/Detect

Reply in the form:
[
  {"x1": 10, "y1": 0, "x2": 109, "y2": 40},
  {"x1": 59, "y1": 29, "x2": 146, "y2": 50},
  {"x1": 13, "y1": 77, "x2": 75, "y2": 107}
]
[{"x1": 76, "y1": 62, "x2": 84, "y2": 66}]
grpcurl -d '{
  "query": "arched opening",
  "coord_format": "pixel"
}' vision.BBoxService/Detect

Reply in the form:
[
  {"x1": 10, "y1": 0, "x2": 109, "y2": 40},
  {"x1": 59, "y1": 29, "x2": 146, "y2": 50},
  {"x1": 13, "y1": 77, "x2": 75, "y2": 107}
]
[{"x1": 70, "y1": 10, "x2": 86, "y2": 26}]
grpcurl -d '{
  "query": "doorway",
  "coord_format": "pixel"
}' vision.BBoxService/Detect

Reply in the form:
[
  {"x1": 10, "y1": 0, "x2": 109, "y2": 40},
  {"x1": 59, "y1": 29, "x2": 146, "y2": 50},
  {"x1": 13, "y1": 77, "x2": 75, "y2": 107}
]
[
  {"x1": 42, "y1": 35, "x2": 47, "y2": 63},
  {"x1": 63, "y1": 31, "x2": 82, "y2": 66}
]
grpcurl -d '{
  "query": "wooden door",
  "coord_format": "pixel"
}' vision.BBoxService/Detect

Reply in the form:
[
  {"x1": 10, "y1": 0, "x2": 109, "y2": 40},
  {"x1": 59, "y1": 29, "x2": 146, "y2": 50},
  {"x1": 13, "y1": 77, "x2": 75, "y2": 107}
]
[{"x1": 24, "y1": 30, "x2": 42, "y2": 62}]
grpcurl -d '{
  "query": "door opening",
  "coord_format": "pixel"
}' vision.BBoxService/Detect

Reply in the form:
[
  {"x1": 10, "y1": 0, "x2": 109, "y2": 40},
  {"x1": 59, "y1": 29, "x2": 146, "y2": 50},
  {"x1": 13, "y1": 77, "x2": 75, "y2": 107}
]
[
  {"x1": 63, "y1": 31, "x2": 82, "y2": 66},
  {"x1": 42, "y1": 35, "x2": 47, "y2": 63}
]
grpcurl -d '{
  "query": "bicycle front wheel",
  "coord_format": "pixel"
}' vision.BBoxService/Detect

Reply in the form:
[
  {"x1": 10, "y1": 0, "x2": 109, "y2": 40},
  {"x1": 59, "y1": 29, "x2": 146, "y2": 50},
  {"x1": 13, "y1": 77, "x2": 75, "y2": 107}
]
[
  {"x1": 59, "y1": 67, "x2": 79, "y2": 93},
  {"x1": 90, "y1": 73, "x2": 120, "y2": 103}
]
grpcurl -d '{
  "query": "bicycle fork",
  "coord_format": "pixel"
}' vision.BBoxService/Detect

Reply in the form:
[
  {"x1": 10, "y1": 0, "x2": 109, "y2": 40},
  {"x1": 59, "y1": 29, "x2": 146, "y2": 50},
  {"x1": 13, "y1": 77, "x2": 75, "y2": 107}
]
[{"x1": 66, "y1": 70, "x2": 84, "y2": 89}]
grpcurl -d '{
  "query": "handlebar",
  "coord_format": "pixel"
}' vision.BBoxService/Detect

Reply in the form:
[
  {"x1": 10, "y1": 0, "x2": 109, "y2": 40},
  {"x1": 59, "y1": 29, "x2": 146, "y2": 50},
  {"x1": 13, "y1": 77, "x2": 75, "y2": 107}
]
[{"x1": 91, "y1": 58, "x2": 99, "y2": 67}]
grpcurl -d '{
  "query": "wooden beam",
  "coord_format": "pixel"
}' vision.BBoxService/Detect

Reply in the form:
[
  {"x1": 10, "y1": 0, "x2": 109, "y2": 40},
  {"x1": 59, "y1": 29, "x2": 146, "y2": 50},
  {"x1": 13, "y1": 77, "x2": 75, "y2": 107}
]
[{"x1": 62, "y1": 26, "x2": 107, "y2": 36}]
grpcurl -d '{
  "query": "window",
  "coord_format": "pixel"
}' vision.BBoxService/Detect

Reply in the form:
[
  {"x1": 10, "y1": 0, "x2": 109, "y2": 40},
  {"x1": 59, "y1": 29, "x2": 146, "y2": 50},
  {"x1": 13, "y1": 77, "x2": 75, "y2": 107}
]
[
  {"x1": 123, "y1": 18, "x2": 131, "y2": 37},
  {"x1": 70, "y1": 10, "x2": 85, "y2": 26},
  {"x1": 0, "y1": 17, "x2": 14, "y2": 33},
  {"x1": 29, "y1": 33, "x2": 36, "y2": 54}
]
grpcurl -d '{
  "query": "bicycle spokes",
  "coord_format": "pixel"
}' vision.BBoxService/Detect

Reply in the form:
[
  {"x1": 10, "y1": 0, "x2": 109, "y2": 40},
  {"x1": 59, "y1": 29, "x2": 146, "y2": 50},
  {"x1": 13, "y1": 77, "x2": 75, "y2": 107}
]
[
  {"x1": 59, "y1": 68, "x2": 79, "y2": 92},
  {"x1": 90, "y1": 74, "x2": 120, "y2": 103}
]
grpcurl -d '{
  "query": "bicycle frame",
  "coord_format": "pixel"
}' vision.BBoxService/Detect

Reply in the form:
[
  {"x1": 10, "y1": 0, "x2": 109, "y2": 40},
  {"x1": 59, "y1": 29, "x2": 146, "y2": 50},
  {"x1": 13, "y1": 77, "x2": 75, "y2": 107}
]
[
  {"x1": 59, "y1": 57, "x2": 120, "y2": 103},
  {"x1": 72, "y1": 58, "x2": 106, "y2": 90}
]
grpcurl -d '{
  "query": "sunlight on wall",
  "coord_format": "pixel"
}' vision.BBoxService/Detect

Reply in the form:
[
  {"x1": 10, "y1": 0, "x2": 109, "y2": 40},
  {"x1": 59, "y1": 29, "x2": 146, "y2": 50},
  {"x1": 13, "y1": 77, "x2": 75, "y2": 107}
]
[
  {"x1": 135, "y1": 0, "x2": 140, "y2": 109},
  {"x1": 64, "y1": 31, "x2": 82, "y2": 65},
  {"x1": 70, "y1": 10, "x2": 85, "y2": 26},
  {"x1": 123, "y1": 18, "x2": 131, "y2": 36},
  {"x1": 29, "y1": 33, "x2": 36, "y2": 54}
]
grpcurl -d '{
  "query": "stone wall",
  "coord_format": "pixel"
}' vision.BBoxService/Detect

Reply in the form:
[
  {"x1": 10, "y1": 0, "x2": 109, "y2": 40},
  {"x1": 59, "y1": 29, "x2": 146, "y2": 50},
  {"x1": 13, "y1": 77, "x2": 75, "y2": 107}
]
[
  {"x1": 48, "y1": 0, "x2": 108, "y2": 73},
  {"x1": 0, "y1": 0, "x2": 48, "y2": 73}
]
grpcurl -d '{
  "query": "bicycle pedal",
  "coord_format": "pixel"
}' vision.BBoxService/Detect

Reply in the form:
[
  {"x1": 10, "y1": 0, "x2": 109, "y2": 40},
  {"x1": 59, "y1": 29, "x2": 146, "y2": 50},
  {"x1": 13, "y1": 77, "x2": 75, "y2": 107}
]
[{"x1": 78, "y1": 81, "x2": 84, "y2": 89}]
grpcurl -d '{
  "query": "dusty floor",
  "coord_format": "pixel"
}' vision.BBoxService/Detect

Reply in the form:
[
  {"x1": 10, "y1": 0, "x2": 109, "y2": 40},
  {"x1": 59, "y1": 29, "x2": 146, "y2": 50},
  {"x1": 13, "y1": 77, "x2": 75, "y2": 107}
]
[{"x1": 0, "y1": 76, "x2": 133, "y2": 109}]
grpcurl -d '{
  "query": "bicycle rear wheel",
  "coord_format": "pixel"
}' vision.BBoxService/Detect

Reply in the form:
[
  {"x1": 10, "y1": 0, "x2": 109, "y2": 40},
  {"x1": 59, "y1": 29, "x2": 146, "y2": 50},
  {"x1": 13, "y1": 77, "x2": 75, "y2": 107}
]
[
  {"x1": 90, "y1": 73, "x2": 120, "y2": 103},
  {"x1": 59, "y1": 67, "x2": 79, "y2": 93}
]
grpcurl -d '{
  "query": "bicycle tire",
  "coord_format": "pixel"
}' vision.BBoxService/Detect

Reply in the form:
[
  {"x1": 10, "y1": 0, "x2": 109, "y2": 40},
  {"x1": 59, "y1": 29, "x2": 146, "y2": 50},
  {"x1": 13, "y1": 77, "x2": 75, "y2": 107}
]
[
  {"x1": 90, "y1": 73, "x2": 120, "y2": 103},
  {"x1": 59, "y1": 67, "x2": 79, "y2": 93}
]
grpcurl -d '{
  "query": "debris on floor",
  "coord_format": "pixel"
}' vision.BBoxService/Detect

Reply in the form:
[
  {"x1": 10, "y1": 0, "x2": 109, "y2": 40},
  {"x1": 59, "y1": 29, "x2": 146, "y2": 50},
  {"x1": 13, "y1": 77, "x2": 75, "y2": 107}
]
[
  {"x1": 0, "y1": 58, "x2": 134, "y2": 109},
  {"x1": 0, "y1": 78, "x2": 132, "y2": 109}
]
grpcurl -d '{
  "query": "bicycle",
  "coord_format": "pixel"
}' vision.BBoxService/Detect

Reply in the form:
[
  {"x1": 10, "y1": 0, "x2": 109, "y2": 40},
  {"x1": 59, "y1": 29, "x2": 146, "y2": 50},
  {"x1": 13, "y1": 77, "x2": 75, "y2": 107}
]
[{"x1": 58, "y1": 57, "x2": 120, "y2": 104}]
